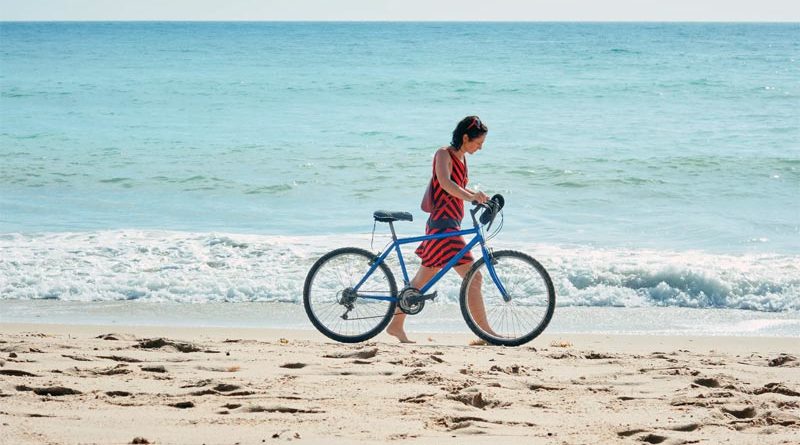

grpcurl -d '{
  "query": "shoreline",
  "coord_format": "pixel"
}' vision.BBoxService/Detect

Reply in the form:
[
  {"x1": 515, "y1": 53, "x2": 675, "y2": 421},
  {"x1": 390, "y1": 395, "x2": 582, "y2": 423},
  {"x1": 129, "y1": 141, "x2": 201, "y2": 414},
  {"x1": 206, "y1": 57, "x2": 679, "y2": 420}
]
[
  {"x1": 3, "y1": 322, "x2": 800, "y2": 349},
  {"x1": 3, "y1": 301, "x2": 800, "y2": 338},
  {"x1": 1, "y1": 323, "x2": 798, "y2": 444}
]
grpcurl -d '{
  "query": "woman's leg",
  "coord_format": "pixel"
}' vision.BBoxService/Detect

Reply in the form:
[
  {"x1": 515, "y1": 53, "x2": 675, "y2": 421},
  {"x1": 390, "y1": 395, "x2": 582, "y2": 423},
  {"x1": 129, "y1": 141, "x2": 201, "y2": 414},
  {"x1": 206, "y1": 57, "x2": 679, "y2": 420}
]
[
  {"x1": 386, "y1": 265, "x2": 439, "y2": 343},
  {"x1": 454, "y1": 262, "x2": 495, "y2": 335}
]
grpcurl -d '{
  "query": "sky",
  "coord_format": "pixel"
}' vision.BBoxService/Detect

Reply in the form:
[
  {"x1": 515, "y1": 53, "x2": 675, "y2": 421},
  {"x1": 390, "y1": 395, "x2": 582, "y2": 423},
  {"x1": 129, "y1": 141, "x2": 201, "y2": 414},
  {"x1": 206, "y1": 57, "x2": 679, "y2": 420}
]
[{"x1": 1, "y1": 0, "x2": 799, "y2": 22}]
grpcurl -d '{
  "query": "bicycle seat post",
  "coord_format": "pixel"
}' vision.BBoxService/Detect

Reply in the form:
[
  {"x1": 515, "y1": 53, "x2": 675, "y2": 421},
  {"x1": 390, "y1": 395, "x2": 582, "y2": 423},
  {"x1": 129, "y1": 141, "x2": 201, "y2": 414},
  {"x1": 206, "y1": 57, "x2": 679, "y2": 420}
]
[{"x1": 388, "y1": 221, "x2": 398, "y2": 242}]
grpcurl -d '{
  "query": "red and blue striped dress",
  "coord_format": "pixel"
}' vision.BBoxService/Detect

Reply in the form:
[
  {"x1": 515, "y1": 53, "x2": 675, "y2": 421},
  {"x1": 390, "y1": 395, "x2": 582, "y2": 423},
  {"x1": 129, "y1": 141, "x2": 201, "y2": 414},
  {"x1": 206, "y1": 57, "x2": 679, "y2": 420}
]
[{"x1": 415, "y1": 149, "x2": 474, "y2": 268}]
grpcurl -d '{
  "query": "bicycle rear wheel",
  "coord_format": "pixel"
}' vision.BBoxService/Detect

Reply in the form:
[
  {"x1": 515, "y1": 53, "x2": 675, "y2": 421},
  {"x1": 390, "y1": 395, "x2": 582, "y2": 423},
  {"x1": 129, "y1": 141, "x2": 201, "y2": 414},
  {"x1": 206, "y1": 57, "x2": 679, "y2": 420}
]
[
  {"x1": 303, "y1": 247, "x2": 397, "y2": 343},
  {"x1": 459, "y1": 250, "x2": 555, "y2": 346}
]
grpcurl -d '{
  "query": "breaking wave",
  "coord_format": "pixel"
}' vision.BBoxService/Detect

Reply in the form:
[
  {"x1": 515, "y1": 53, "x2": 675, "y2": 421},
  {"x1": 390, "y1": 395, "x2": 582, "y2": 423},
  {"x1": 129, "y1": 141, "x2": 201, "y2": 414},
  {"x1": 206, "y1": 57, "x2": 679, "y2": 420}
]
[{"x1": 1, "y1": 231, "x2": 797, "y2": 312}]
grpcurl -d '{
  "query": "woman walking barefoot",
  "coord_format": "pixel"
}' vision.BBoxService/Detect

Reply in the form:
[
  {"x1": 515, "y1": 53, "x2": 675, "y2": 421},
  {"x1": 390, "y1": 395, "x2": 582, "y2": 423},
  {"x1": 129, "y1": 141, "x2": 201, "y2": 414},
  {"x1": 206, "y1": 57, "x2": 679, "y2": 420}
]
[{"x1": 386, "y1": 116, "x2": 492, "y2": 343}]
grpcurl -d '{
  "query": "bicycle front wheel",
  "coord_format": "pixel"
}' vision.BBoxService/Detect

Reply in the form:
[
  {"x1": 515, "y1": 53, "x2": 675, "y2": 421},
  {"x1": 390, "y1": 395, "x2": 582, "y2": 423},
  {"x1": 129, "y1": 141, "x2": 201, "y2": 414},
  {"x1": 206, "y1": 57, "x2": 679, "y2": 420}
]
[
  {"x1": 459, "y1": 250, "x2": 555, "y2": 346},
  {"x1": 303, "y1": 247, "x2": 397, "y2": 343}
]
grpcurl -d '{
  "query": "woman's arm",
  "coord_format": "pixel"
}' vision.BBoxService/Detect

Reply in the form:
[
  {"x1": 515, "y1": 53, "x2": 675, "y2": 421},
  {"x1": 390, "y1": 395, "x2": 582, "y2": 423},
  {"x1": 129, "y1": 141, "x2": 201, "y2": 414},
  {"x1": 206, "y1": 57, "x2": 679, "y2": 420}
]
[{"x1": 434, "y1": 148, "x2": 488, "y2": 203}]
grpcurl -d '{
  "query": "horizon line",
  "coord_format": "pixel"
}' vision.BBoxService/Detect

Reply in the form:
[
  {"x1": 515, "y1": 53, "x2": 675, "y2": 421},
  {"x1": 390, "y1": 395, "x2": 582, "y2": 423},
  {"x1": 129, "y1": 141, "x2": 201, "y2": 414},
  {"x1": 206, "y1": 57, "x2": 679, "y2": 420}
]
[{"x1": 2, "y1": 19, "x2": 800, "y2": 23}]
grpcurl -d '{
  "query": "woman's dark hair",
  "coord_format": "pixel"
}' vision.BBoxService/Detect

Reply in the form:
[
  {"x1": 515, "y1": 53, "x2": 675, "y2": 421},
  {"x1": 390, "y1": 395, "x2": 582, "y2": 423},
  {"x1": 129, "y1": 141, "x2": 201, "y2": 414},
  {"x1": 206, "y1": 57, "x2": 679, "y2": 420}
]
[{"x1": 451, "y1": 115, "x2": 488, "y2": 150}]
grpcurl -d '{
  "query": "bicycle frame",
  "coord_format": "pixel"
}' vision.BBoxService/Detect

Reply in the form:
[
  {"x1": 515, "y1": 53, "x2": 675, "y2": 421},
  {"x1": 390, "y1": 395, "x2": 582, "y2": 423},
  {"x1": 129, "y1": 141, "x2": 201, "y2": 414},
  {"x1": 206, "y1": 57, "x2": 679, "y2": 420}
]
[{"x1": 352, "y1": 208, "x2": 510, "y2": 302}]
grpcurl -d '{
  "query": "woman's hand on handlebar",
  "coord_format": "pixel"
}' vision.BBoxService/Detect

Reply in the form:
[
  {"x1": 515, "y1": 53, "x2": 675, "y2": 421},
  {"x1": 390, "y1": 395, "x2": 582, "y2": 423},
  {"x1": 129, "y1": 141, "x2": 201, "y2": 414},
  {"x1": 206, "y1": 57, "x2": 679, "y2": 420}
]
[{"x1": 470, "y1": 191, "x2": 489, "y2": 205}]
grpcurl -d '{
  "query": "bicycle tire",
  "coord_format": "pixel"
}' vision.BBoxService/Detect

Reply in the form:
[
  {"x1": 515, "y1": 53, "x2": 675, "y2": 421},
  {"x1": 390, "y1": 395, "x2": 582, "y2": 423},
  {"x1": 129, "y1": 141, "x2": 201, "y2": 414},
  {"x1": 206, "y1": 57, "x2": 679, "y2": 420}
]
[
  {"x1": 303, "y1": 247, "x2": 398, "y2": 343},
  {"x1": 459, "y1": 250, "x2": 555, "y2": 346}
]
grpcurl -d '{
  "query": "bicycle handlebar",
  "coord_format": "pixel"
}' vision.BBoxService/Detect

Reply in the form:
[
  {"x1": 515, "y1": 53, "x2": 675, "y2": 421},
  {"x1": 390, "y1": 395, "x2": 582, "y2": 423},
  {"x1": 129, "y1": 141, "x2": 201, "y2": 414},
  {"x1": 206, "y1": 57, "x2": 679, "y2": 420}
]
[{"x1": 470, "y1": 194, "x2": 505, "y2": 227}]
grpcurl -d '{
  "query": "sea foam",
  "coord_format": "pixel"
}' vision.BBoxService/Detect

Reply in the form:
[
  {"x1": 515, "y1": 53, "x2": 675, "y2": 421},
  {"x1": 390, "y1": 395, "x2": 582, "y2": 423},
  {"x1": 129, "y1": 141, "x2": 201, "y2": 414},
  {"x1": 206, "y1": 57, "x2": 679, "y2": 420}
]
[{"x1": 1, "y1": 231, "x2": 797, "y2": 312}]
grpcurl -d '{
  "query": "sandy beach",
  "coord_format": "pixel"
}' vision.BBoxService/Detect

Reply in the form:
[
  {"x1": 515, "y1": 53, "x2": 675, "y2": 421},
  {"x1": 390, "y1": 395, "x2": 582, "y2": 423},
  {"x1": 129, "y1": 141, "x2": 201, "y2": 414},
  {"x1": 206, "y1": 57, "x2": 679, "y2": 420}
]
[{"x1": 0, "y1": 324, "x2": 798, "y2": 444}]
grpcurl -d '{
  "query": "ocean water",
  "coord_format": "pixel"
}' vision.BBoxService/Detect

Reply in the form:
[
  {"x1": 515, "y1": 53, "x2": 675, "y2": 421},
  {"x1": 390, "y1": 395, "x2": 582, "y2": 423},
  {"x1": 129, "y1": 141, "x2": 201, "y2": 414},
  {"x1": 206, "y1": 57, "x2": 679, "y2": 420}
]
[{"x1": 1, "y1": 22, "x2": 798, "y2": 332}]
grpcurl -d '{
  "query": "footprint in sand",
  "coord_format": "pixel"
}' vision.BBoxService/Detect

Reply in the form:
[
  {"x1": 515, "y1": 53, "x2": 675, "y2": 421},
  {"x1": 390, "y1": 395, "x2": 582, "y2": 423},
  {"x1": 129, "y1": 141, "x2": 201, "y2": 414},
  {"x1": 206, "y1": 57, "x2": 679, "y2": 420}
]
[
  {"x1": 617, "y1": 428, "x2": 647, "y2": 437},
  {"x1": 141, "y1": 365, "x2": 167, "y2": 373},
  {"x1": 0, "y1": 369, "x2": 39, "y2": 377},
  {"x1": 401, "y1": 368, "x2": 445, "y2": 384},
  {"x1": 638, "y1": 433, "x2": 670, "y2": 444},
  {"x1": 135, "y1": 338, "x2": 202, "y2": 353},
  {"x1": 180, "y1": 379, "x2": 214, "y2": 388},
  {"x1": 90, "y1": 364, "x2": 132, "y2": 376},
  {"x1": 398, "y1": 393, "x2": 436, "y2": 404},
  {"x1": 547, "y1": 351, "x2": 579, "y2": 360},
  {"x1": 190, "y1": 384, "x2": 253, "y2": 397},
  {"x1": 584, "y1": 351, "x2": 618, "y2": 360},
  {"x1": 691, "y1": 375, "x2": 744, "y2": 391},
  {"x1": 529, "y1": 383, "x2": 563, "y2": 391},
  {"x1": 726, "y1": 408, "x2": 800, "y2": 430},
  {"x1": 721, "y1": 404, "x2": 757, "y2": 419},
  {"x1": 168, "y1": 401, "x2": 195, "y2": 409},
  {"x1": 767, "y1": 354, "x2": 797, "y2": 367},
  {"x1": 213, "y1": 383, "x2": 240, "y2": 392},
  {"x1": 96, "y1": 333, "x2": 137, "y2": 341},
  {"x1": 753, "y1": 382, "x2": 800, "y2": 397},
  {"x1": 280, "y1": 362, "x2": 308, "y2": 369},
  {"x1": 693, "y1": 377, "x2": 721, "y2": 388},
  {"x1": 447, "y1": 391, "x2": 509, "y2": 409},
  {"x1": 105, "y1": 391, "x2": 132, "y2": 397},
  {"x1": 616, "y1": 430, "x2": 676, "y2": 445},
  {"x1": 16, "y1": 385, "x2": 81, "y2": 396},
  {"x1": 429, "y1": 416, "x2": 486, "y2": 432},
  {"x1": 489, "y1": 364, "x2": 540, "y2": 375}
]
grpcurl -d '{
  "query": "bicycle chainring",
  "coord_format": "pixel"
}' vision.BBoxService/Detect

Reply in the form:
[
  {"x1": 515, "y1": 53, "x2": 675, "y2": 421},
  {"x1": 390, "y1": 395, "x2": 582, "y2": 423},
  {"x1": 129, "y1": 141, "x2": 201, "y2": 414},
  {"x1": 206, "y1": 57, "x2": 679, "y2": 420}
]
[{"x1": 398, "y1": 287, "x2": 425, "y2": 315}]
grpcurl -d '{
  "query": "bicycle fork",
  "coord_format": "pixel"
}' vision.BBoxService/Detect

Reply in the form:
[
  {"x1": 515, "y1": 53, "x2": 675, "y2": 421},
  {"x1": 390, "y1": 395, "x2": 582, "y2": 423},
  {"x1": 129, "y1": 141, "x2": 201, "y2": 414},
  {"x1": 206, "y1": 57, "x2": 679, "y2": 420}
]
[{"x1": 481, "y1": 245, "x2": 512, "y2": 303}]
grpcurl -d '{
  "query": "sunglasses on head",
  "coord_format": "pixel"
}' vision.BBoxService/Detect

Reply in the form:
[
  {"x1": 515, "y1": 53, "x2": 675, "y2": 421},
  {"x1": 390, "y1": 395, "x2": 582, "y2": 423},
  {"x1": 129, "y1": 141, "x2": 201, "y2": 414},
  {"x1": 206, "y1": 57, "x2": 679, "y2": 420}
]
[{"x1": 466, "y1": 117, "x2": 482, "y2": 130}]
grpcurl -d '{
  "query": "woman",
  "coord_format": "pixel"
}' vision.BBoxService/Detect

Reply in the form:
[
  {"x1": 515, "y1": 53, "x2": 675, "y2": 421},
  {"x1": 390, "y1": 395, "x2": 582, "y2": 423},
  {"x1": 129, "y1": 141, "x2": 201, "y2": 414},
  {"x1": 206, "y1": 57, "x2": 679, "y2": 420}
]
[{"x1": 386, "y1": 116, "x2": 491, "y2": 343}]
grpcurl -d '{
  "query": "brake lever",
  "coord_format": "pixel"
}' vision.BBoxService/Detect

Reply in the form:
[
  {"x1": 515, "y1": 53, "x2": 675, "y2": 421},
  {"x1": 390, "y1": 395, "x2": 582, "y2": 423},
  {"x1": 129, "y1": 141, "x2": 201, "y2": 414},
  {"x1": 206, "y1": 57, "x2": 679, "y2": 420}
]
[{"x1": 486, "y1": 211, "x2": 497, "y2": 233}]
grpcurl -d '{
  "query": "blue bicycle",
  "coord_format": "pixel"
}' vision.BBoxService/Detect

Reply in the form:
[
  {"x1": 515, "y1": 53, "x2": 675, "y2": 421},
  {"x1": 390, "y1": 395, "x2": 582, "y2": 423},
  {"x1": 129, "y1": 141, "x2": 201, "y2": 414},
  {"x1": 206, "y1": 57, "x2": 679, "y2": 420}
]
[{"x1": 303, "y1": 195, "x2": 556, "y2": 346}]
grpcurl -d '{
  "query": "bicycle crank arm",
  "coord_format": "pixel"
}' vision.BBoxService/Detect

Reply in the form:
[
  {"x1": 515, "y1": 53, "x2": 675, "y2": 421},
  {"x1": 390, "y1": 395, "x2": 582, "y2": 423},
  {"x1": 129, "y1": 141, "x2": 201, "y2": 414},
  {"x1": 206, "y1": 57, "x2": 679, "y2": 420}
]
[{"x1": 408, "y1": 291, "x2": 437, "y2": 305}]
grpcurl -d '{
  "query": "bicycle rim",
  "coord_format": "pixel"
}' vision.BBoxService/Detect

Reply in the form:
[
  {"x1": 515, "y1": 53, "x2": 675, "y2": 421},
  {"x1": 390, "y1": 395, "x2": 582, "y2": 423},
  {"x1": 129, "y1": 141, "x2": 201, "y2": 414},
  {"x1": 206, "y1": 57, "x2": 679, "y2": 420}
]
[
  {"x1": 304, "y1": 248, "x2": 397, "y2": 343},
  {"x1": 460, "y1": 250, "x2": 555, "y2": 346}
]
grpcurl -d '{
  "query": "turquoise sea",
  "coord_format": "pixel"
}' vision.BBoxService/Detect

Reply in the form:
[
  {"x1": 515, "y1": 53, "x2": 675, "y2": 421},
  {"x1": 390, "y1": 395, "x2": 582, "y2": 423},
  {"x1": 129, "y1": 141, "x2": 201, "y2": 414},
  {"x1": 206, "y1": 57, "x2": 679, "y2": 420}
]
[{"x1": 1, "y1": 22, "x2": 798, "y2": 334}]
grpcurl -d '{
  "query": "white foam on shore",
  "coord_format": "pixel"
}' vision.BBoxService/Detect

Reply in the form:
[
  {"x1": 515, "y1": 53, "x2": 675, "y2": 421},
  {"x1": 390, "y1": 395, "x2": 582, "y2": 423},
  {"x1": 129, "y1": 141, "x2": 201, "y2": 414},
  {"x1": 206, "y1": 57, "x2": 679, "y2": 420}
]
[{"x1": 1, "y1": 230, "x2": 798, "y2": 312}]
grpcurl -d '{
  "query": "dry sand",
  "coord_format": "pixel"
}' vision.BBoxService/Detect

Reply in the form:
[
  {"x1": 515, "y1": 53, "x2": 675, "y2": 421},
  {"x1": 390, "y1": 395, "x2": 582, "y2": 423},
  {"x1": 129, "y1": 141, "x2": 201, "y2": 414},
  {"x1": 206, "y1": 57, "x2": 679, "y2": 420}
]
[{"x1": 0, "y1": 323, "x2": 798, "y2": 445}]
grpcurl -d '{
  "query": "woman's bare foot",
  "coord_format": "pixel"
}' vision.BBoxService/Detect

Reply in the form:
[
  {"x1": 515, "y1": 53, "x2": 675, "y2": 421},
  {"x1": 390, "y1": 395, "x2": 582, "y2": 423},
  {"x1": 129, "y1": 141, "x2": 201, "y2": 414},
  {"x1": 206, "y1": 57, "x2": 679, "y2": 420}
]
[{"x1": 386, "y1": 326, "x2": 415, "y2": 343}]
